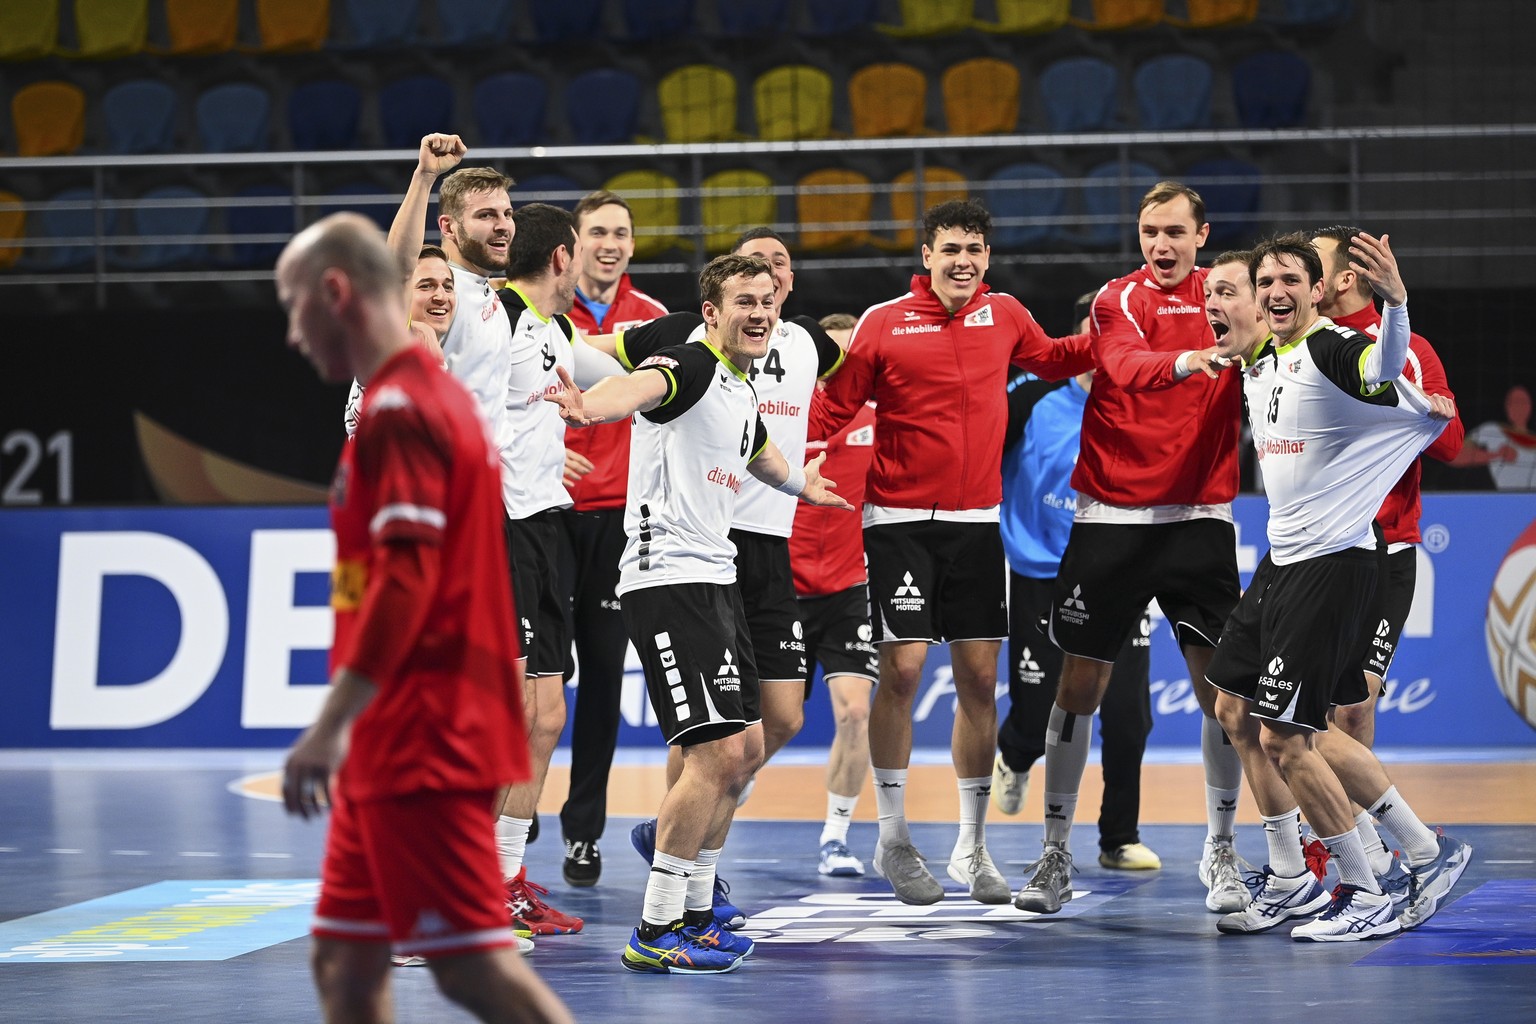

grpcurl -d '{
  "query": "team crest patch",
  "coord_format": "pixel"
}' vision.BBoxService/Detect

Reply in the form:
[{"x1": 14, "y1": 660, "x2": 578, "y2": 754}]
[{"x1": 963, "y1": 304, "x2": 994, "y2": 327}]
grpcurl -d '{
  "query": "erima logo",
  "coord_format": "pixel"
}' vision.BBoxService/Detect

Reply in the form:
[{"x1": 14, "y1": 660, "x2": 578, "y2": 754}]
[
  {"x1": 1220, "y1": 798, "x2": 1237, "y2": 812},
  {"x1": 1375, "y1": 802, "x2": 1395, "y2": 816},
  {"x1": 1045, "y1": 803, "x2": 1067, "y2": 821},
  {"x1": 903, "y1": 310, "x2": 921, "y2": 321},
  {"x1": 1063, "y1": 587, "x2": 1086, "y2": 611},
  {"x1": 1264, "y1": 691, "x2": 1279, "y2": 703},
  {"x1": 1268, "y1": 656, "x2": 1285, "y2": 675},
  {"x1": 876, "y1": 780, "x2": 901, "y2": 789}
]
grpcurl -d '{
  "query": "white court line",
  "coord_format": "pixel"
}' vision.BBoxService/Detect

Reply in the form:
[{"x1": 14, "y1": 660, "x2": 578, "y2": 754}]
[{"x1": 110, "y1": 849, "x2": 150, "y2": 856}]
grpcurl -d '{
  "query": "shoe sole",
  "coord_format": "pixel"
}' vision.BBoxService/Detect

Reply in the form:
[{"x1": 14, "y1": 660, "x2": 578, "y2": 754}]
[
  {"x1": 1100, "y1": 857, "x2": 1162, "y2": 871},
  {"x1": 620, "y1": 952, "x2": 743, "y2": 975},
  {"x1": 872, "y1": 854, "x2": 944, "y2": 906},
  {"x1": 991, "y1": 790, "x2": 1023, "y2": 816},
  {"x1": 819, "y1": 864, "x2": 864, "y2": 877},
  {"x1": 1206, "y1": 887, "x2": 1252, "y2": 914},
  {"x1": 945, "y1": 863, "x2": 1011, "y2": 904},
  {"x1": 1291, "y1": 916, "x2": 1402, "y2": 942},
  {"x1": 1216, "y1": 889, "x2": 1331, "y2": 934},
  {"x1": 1012, "y1": 888, "x2": 1069, "y2": 914},
  {"x1": 1401, "y1": 843, "x2": 1472, "y2": 930},
  {"x1": 564, "y1": 865, "x2": 600, "y2": 888}
]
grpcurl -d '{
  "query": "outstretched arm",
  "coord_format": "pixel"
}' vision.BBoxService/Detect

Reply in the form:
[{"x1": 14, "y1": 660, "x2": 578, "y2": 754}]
[
  {"x1": 544, "y1": 364, "x2": 670, "y2": 427},
  {"x1": 388, "y1": 133, "x2": 465, "y2": 267},
  {"x1": 748, "y1": 447, "x2": 853, "y2": 510},
  {"x1": 1351, "y1": 232, "x2": 1411, "y2": 385}
]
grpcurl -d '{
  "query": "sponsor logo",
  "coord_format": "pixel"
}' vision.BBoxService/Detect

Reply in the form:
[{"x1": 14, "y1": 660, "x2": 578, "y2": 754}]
[
  {"x1": 857, "y1": 624, "x2": 873, "y2": 642},
  {"x1": 1045, "y1": 802, "x2": 1067, "y2": 822},
  {"x1": 1157, "y1": 304, "x2": 1203, "y2": 315},
  {"x1": 654, "y1": 632, "x2": 693, "y2": 723},
  {"x1": 1268, "y1": 656, "x2": 1285, "y2": 675},
  {"x1": 1058, "y1": 585, "x2": 1088, "y2": 626},
  {"x1": 963, "y1": 304, "x2": 993, "y2": 328},
  {"x1": 876, "y1": 780, "x2": 901, "y2": 789},
  {"x1": 892, "y1": 572, "x2": 923, "y2": 612},
  {"x1": 892, "y1": 324, "x2": 941, "y2": 336},
  {"x1": 847, "y1": 425, "x2": 874, "y2": 447},
  {"x1": 482, "y1": 290, "x2": 501, "y2": 321},
  {"x1": 1016, "y1": 647, "x2": 1043, "y2": 686},
  {"x1": 1041, "y1": 490, "x2": 1074, "y2": 511},
  {"x1": 1288, "y1": 360, "x2": 1304, "y2": 374},
  {"x1": 600, "y1": 598, "x2": 621, "y2": 612},
  {"x1": 759, "y1": 399, "x2": 801, "y2": 417},
  {"x1": 903, "y1": 310, "x2": 921, "y2": 321},
  {"x1": 778, "y1": 639, "x2": 806, "y2": 653},
  {"x1": 792, "y1": 621, "x2": 804, "y2": 640},
  {"x1": 1376, "y1": 618, "x2": 1391, "y2": 638},
  {"x1": 706, "y1": 466, "x2": 743, "y2": 493},
  {"x1": 1257, "y1": 656, "x2": 1295, "y2": 712},
  {"x1": 636, "y1": 354, "x2": 679, "y2": 370},
  {"x1": 1257, "y1": 437, "x2": 1306, "y2": 460},
  {"x1": 714, "y1": 649, "x2": 741, "y2": 692}
]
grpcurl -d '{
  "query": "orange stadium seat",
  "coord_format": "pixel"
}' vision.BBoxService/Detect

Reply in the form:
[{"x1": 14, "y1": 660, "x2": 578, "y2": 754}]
[
  {"x1": 1072, "y1": 0, "x2": 1166, "y2": 30},
  {"x1": 880, "y1": 166, "x2": 968, "y2": 250},
  {"x1": 11, "y1": 81, "x2": 87, "y2": 156},
  {"x1": 975, "y1": 0, "x2": 1070, "y2": 34},
  {"x1": 602, "y1": 170, "x2": 685, "y2": 259},
  {"x1": 657, "y1": 64, "x2": 742, "y2": 143},
  {"x1": 252, "y1": 0, "x2": 330, "y2": 53},
  {"x1": 795, "y1": 168, "x2": 874, "y2": 252},
  {"x1": 701, "y1": 169, "x2": 777, "y2": 253},
  {"x1": 848, "y1": 63, "x2": 928, "y2": 138},
  {"x1": 0, "y1": 0, "x2": 59, "y2": 61},
  {"x1": 878, "y1": 0, "x2": 974, "y2": 36},
  {"x1": 70, "y1": 0, "x2": 148, "y2": 59},
  {"x1": 1166, "y1": 0, "x2": 1257, "y2": 27},
  {"x1": 942, "y1": 57, "x2": 1021, "y2": 135},
  {"x1": 161, "y1": 0, "x2": 239, "y2": 55},
  {"x1": 753, "y1": 65, "x2": 834, "y2": 141},
  {"x1": 0, "y1": 191, "x2": 25, "y2": 270}
]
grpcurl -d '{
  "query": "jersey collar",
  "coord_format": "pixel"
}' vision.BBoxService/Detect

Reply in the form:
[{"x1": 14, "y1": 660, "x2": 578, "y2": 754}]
[
  {"x1": 1272, "y1": 315, "x2": 1336, "y2": 356},
  {"x1": 699, "y1": 338, "x2": 749, "y2": 381}
]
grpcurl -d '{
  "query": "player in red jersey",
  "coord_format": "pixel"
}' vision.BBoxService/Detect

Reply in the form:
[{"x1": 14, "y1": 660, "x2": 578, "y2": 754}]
[
  {"x1": 277, "y1": 214, "x2": 570, "y2": 1024},
  {"x1": 556, "y1": 190, "x2": 669, "y2": 887},
  {"x1": 813, "y1": 199, "x2": 1094, "y2": 906},
  {"x1": 1017, "y1": 181, "x2": 1248, "y2": 917}
]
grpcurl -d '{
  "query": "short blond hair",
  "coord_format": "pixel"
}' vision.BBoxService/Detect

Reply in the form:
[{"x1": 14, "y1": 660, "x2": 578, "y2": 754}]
[
  {"x1": 1139, "y1": 180, "x2": 1206, "y2": 226},
  {"x1": 438, "y1": 166, "x2": 515, "y2": 222}
]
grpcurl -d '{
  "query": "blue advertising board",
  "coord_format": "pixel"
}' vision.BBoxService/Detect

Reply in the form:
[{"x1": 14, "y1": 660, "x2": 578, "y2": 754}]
[{"x1": 1, "y1": 497, "x2": 1533, "y2": 749}]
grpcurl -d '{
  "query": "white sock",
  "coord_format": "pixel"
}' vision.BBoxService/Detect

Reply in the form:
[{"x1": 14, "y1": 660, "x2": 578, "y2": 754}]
[
  {"x1": 686, "y1": 847, "x2": 721, "y2": 914},
  {"x1": 1320, "y1": 829, "x2": 1381, "y2": 893},
  {"x1": 642, "y1": 852, "x2": 693, "y2": 929},
  {"x1": 1042, "y1": 702, "x2": 1090, "y2": 846},
  {"x1": 1261, "y1": 808, "x2": 1306, "y2": 877},
  {"x1": 1355, "y1": 808, "x2": 1394, "y2": 875},
  {"x1": 496, "y1": 815, "x2": 531, "y2": 878},
  {"x1": 954, "y1": 776, "x2": 991, "y2": 852},
  {"x1": 821, "y1": 792, "x2": 858, "y2": 846},
  {"x1": 1369, "y1": 786, "x2": 1440, "y2": 865},
  {"x1": 873, "y1": 767, "x2": 910, "y2": 847},
  {"x1": 1201, "y1": 717, "x2": 1243, "y2": 842}
]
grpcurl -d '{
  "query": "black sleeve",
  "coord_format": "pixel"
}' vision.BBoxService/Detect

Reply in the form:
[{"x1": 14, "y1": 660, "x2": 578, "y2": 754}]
[
  {"x1": 1003, "y1": 374, "x2": 1067, "y2": 455},
  {"x1": 1310, "y1": 327, "x2": 1401, "y2": 407},
  {"x1": 637, "y1": 343, "x2": 719, "y2": 424},
  {"x1": 617, "y1": 312, "x2": 704, "y2": 370},
  {"x1": 751, "y1": 415, "x2": 769, "y2": 460},
  {"x1": 790, "y1": 315, "x2": 847, "y2": 379},
  {"x1": 555, "y1": 314, "x2": 575, "y2": 341}
]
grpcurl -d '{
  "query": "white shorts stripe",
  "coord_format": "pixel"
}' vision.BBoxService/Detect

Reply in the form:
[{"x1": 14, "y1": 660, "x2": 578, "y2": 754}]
[{"x1": 395, "y1": 926, "x2": 518, "y2": 955}]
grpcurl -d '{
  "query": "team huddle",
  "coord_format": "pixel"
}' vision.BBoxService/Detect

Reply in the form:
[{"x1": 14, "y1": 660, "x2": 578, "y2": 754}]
[{"x1": 274, "y1": 132, "x2": 1473, "y2": 1021}]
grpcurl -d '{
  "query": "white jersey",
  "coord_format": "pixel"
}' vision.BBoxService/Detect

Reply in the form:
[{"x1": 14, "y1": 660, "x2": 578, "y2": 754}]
[
  {"x1": 617, "y1": 341, "x2": 768, "y2": 596},
  {"x1": 500, "y1": 286, "x2": 575, "y2": 518},
  {"x1": 1470, "y1": 420, "x2": 1536, "y2": 490},
  {"x1": 1241, "y1": 308, "x2": 1445, "y2": 564},
  {"x1": 437, "y1": 264, "x2": 517, "y2": 515}
]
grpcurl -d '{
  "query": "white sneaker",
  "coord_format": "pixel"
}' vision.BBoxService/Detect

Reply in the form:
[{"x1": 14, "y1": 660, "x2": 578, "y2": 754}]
[
  {"x1": 1013, "y1": 843, "x2": 1073, "y2": 914},
  {"x1": 1292, "y1": 885, "x2": 1400, "y2": 942},
  {"x1": 872, "y1": 840, "x2": 944, "y2": 905},
  {"x1": 1216, "y1": 867, "x2": 1330, "y2": 934},
  {"x1": 946, "y1": 843, "x2": 1011, "y2": 904},
  {"x1": 990, "y1": 752, "x2": 1029, "y2": 816},
  {"x1": 1400, "y1": 831, "x2": 1472, "y2": 929},
  {"x1": 818, "y1": 838, "x2": 865, "y2": 877},
  {"x1": 1200, "y1": 839, "x2": 1253, "y2": 913}
]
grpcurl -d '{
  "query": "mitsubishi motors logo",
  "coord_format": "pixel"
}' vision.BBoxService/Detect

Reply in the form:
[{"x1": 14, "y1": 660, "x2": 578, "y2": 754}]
[
  {"x1": 1063, "y1": 586, "x2": 1086, "y2": 611},
  {"x1": 892, "y1": 572, "x2": 924, "y2": 612},
  {"x1": 713, "y1": 649, "x2": 742, "y2": 693},
  {"x1": 1058, "y1": 585, "x2": 1088, "y2": 626},
  {"x1": 1017, "y1": 647, "x2": 1044, "y2": 686},
  {"x1": 718, "y1": 650, "x2": 740, "y2": 677}
]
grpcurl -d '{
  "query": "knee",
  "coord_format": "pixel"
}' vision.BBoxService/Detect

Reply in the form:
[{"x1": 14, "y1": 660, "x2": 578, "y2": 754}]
[
  {"x1": 833, "y1": 696, "x2": 871, "y2": 734},
  {"x1": 1332, "y1": 701, "x2": 1369, "y2": 739},
  {"x1": 878, "y1": 659, "x2": 924, "y2": 699},
  {"x1": 1214, "y1": 694, "x2": 1246, "y2": 739},
  {"x1": 311, "y1": 946, "x2": 386, "y2": 1019},
  {"x1": 765, "y1": 703, "x2": 804, "y2": 746}
]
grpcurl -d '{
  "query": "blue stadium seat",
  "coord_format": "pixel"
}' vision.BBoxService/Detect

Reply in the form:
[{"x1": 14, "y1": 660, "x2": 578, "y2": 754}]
[
  {"x1": 195, "y1": 83, "x2": 272, "y2": 152},
  {"x1": 379, "y1": 74, "x2": 454, "y2": 149},
  {"x1": 319, "y1": 181, "x2": 396, "y2": 231},
  {"x1": 1184, "y1": 157, "x2": 1262, "y2": 245},
  {"x1": 512, "y1": 174, "x2": 584, "y2": 211},
  {"x1": 288, "y1": 80, "x2": 362, "y2": 149},
  {"x1": 338, "y1": 0, "x2": 417, "y2": 48},
  {"x1": 473, "y1": 72, "x2": 548, "y2": 146},
  {"x1": 1133, "y1": 54, "x2": 1214, "y2": 130},
  {"x1": 804, "y1": 0, "x2": 878, "y2": 33},
  {"x1": 623, "y1": 0, "x2": 694, "y2": 40},
  {"x1": 529, "y1": 0, "x2": 604, "y2": 43},
  {"x1": 101, "y1": 79, "x2": 178, "y2": 154},
  {"x1": 1069, "y1": 159, "x2": 1162, "y2": 247},
  {"x1": 716, "y1": 0, "x2": 789, "y2": 34},
  {"x1": 1038, "y1": 57, "x2": 1120, "y2": 132},
  {"x1": 983, "y1": 163, "x2": 1066, "y2": 250},
  {"x1": 436, "y1": 0, "x2": 515, "y2": 45},
  {"x1": 1232, "y1": 50, "x2": 1311, "y2": 128},
  {"x1": 114, "y1": 185, "x2": 210, "y2": 269},
  {"x1": 226, "y1": 184, "x2": 296, "y2": 267},
  {"x1": 29, "y1": 187, "x2": 117, "y2": 270},
  {"x1": 1264, "y1": 0, "x2": 1353, "y2": 26},
  {"x1": 566, "y1": 69, "x2": 640, "y2": 145}
]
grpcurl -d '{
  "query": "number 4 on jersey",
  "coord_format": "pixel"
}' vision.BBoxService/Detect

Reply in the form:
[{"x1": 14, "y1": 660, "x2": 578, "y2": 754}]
[{"x1": 749, "y1": 348, "x2": 785, "y2": 383}]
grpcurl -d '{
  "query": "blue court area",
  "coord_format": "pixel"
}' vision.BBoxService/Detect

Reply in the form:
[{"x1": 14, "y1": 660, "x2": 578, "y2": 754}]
[{"x1": 1, "y1": 752, "x2": 1533, "y2": 1023}]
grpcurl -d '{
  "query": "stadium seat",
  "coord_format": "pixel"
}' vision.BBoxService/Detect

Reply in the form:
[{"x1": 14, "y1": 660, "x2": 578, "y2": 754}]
[
  {"x1": 226, "y1": 185, "x2": 296, "y2": 267},
  {"x1": 601, "y1": 170, "x2": 684, "y2": 259},
  {"x1": 1165, "y1": 0, "x2": 1257, "y2": 28},
  {"x1": 319, "y1": 181, "x2": 395, "y2": 231},
  {"x1": 11, "y1": 81, "x2": 86, "y2": 157},
  {"x1": 29, "y1": 187, "x2": 116, "y2": 270},
  {"x1": 0, "y1": 0, "x2": 58, "y2": 61},
  {"x1": 253, "y1": 0, "x2": 330, "y2": 52},
  {"x1": 1184, "y1": 157, "x2": 1262, "y2": 245},
  {"x1": 1132, "y1": 53, "x2": 1214, "y2": 130},
  {"x1": 380, "y1": 74, "x2": 454, "y2": 149},
  {"x1": 161, "y1": 0, "x2": 238, "y2": 54},
  {"x1": 716, "y1": 0, "x2": 790, "y2": 35},
  {"x1": 0, "y1": 191, "x2": 25, "y2": 270},
  {"x1": 701, "y1": 169, "x2": 777, "y2": 253},
  {"x1": 795, "y1": 168, "x2": 874, "y2": 252},
  {"x1": 753, "y1": 65, "x2": 834, "y2": 141},
  {"x1": 114, "y1": 185, "x2": 210, "y2": 269},
  {"x1": 472, "y1": 72, "x2": 546, "y2": 146},
  {"x1": 1038, "y1": 57, "x2": 1119, "y2": 132},
  {"x1": 101, "y1": 79, "x2": 178, "y2": 154},
  {"x1": 804, "y1": 0, "x2": 878, "y2": 34},
  {"x1": 657, "y1": 65, "x2": 742, "y2": 143},
  {"x1": 1232, "y1": 49, "x2": 1311, "y2": 127},
  {"x1": 436, "y1": 0, "x2": 516, "y2": 45},
  {"x1": 1071, "y1": 0, "x2": 1166, "y2": 30},
  {"x1": 975, "y1": 0, "x2": 1070, "y2": 34},
  {"x1": 529, "y1": 0, "x2": 604, "y2": 43},
  {"x1": 339, "y1": 0, "x2": 418, "y2": 49},
  {"x1": 848, "y1": 63, "x2": 928, "y2": 138},
  {"x1": 566, "y1": 69, "x2": 640, "y2": 145},
  {"x1": 288, "y1": 80, "x2": 362, "y2": 149},
  {"x1": 983, "y1": 162, "x2": 1066, "y2": 249},
  {"x1": 512, "y1": 174, "x2": 584, "y2": 211},
  {"x1": 1262, "y1": 0, "x2": 1353, "y2": 27},
  {"x1": 942, "y1": 57, "x2": 1020, "y2": 136},
  {"x1": 882, "y1": 167, "x2": 968, "y2": 251},
  {"x1": 623, "y1": 0, "x2": 695, "y2": 41},
  {"x1": 878, "y1": 0, "x2": 973, "y2": 37},
  {"x1": 70, "y1": 0, "x2": 148, "y2": 59},
  {"x1": 195, "y1": 83, "x2": 273, "y2": 152},
  {"x1": 1069, "y1": 159, "x2": 1162, "y2": 246}
]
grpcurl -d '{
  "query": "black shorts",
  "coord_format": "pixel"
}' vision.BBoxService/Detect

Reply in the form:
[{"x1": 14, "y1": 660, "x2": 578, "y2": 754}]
[
  {"x1": 1206, "y1": 548, "x2": 1378, "y2": 732},
  {"x1": 622, "y1": 582, "x2": 761, "y2": 746},
  {"x1": 864, "y1": 520, "x2": 1007, "y2": 644},
  {"x1": 1051, "y1": 518, "x2": 1239, "y2": 662},
  {"x1": 730, "y1": 529, "x2": 806, "y2": 682},
  {"x1": 798, "y1": 584, "x2": 878, "y2": 697},
  {"x1": 1358, "y1": 546, "x2": 1416, "y2": 678},
  {"x1": 505, "y1": 510, "x2": 569, "y2": 677}
]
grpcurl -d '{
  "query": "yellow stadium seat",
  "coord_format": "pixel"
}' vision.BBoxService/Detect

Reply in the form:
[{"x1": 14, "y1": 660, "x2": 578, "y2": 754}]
[
  {"x1": 1072, "y1": 0, "x2": 1166, "y2": 30},
  {"x1": 975, "y1": 0, "x2": 1070, "y2": 34},
  {"x1": 879, "y1": 167, "x2": 969, "y2": 251},
  {"x1": 1165, "y1": 0, "x2": 1257, "y2": 27},
  {"x1": 70, "y1": 0, "x2": 148, "y2": 59},
  {"x1": 878, "y1": 0, "x2": 974, "y2": 36},
  {"x1": 602, "y1": 170, "x2": 686, "y2": 259},
  {"x1": 753, "y1": 65, "x2": 834, "y2": 141},
  {"x1": 12, "y1": 81, "x2": 87, "y2": 156},
  {"x1": 657, "y1": 64, "x2": 743, "y2": 143},
  {"x1": 701, "y1": 169, "x2": 777, "y2": 254},
  {"x1": 161, "y1": 0, "x2": 240, "y2": 54},
  {"x1": 0, "y1": 191, "x2": 25, "y2": 270},
  {"x1": 795, "y1": 169, "x2": 874, "y2": 253},
  {"x1": 252, "y1": 0, "x2": 330, "y2": 53},
  {"x1": 848, "y1": 63, "x2": 928, "y2": 138},
  {"x1": 942, "y1": 57, "x2": 1020, "y2": 136},
  {"x1": 0, "y1": 0, "x2": 58, "y2": 60}
]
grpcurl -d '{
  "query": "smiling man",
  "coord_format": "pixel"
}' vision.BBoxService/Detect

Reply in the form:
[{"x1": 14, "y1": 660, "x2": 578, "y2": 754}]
[{"x1": 812, "y1": 198, "x2": 1093, "y2": 908}]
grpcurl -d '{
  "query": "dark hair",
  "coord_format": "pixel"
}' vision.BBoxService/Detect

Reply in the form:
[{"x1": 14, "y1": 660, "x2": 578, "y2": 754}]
[
  {"x1": 418, "y1": 244, "x2": 449, "y2": 262},
  {"x1": 1139, "y1": 180, "x2": 1207, "y2": 227},
  {"x1": 1072, "y1": 290, "x2": 1097, "y2": 325},
  {"x1": 507, "y1": 203, "x2": 577, "y2": 281},
  {"x1": 733, "y1": 226, "x2": 789, "y2": 254},
  {"x1": 1248, "y1": 232, "x2": 1324, "y2": 287},
  {"x1": 1310, "y1": 224, "x2": 1377, "y2": 297},
  {"x1": 819, "y1": 312, "x2": 857, "y2": 332},
  {"x1": 573, "y1": 189, "x2": 634, "y2": 227},
  {"x1": 923, "y1": 198, "x2": 990, "y2": 248},
  {"x1": 699, "y1": 253, "x2": 772, "y2": 307}
]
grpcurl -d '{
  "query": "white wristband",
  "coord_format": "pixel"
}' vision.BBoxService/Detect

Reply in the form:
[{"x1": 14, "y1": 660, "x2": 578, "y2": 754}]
[{"x1": 775, "y1": 464, "x2": 806, "y2": 498}]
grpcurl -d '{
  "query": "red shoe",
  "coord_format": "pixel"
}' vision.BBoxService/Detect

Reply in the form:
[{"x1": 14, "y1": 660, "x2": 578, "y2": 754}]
[{"x1": 504, "y1": 866, "x2": 583, "y2": 935}]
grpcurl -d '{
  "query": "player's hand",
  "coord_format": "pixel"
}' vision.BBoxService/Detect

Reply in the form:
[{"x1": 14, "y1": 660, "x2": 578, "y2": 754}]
[
  {"x1": 1187, "y1": 346, "x2": 1235, "y2": 379},
  {"x1": 281, "y1": 726, "x2": 344, "y2": 820},
  {"x1": 1349, "y1": 231, "x2": 1406, "y2": 307},
  {"x1": 799, "y1": 451, "x2": 854, "y2": 510},
  {"x1": 563, "y1": 448, "x2": 595, "y2": 486},
  {"x1": 544, "y1": 365, "x2": 601, "y2": 427},
  {"x1": 1425, "y1": 392, "x2": 1457, "y2": 422},
  {"x1": 417, "y1": 133, "x2": 465, "y2": 177}
]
